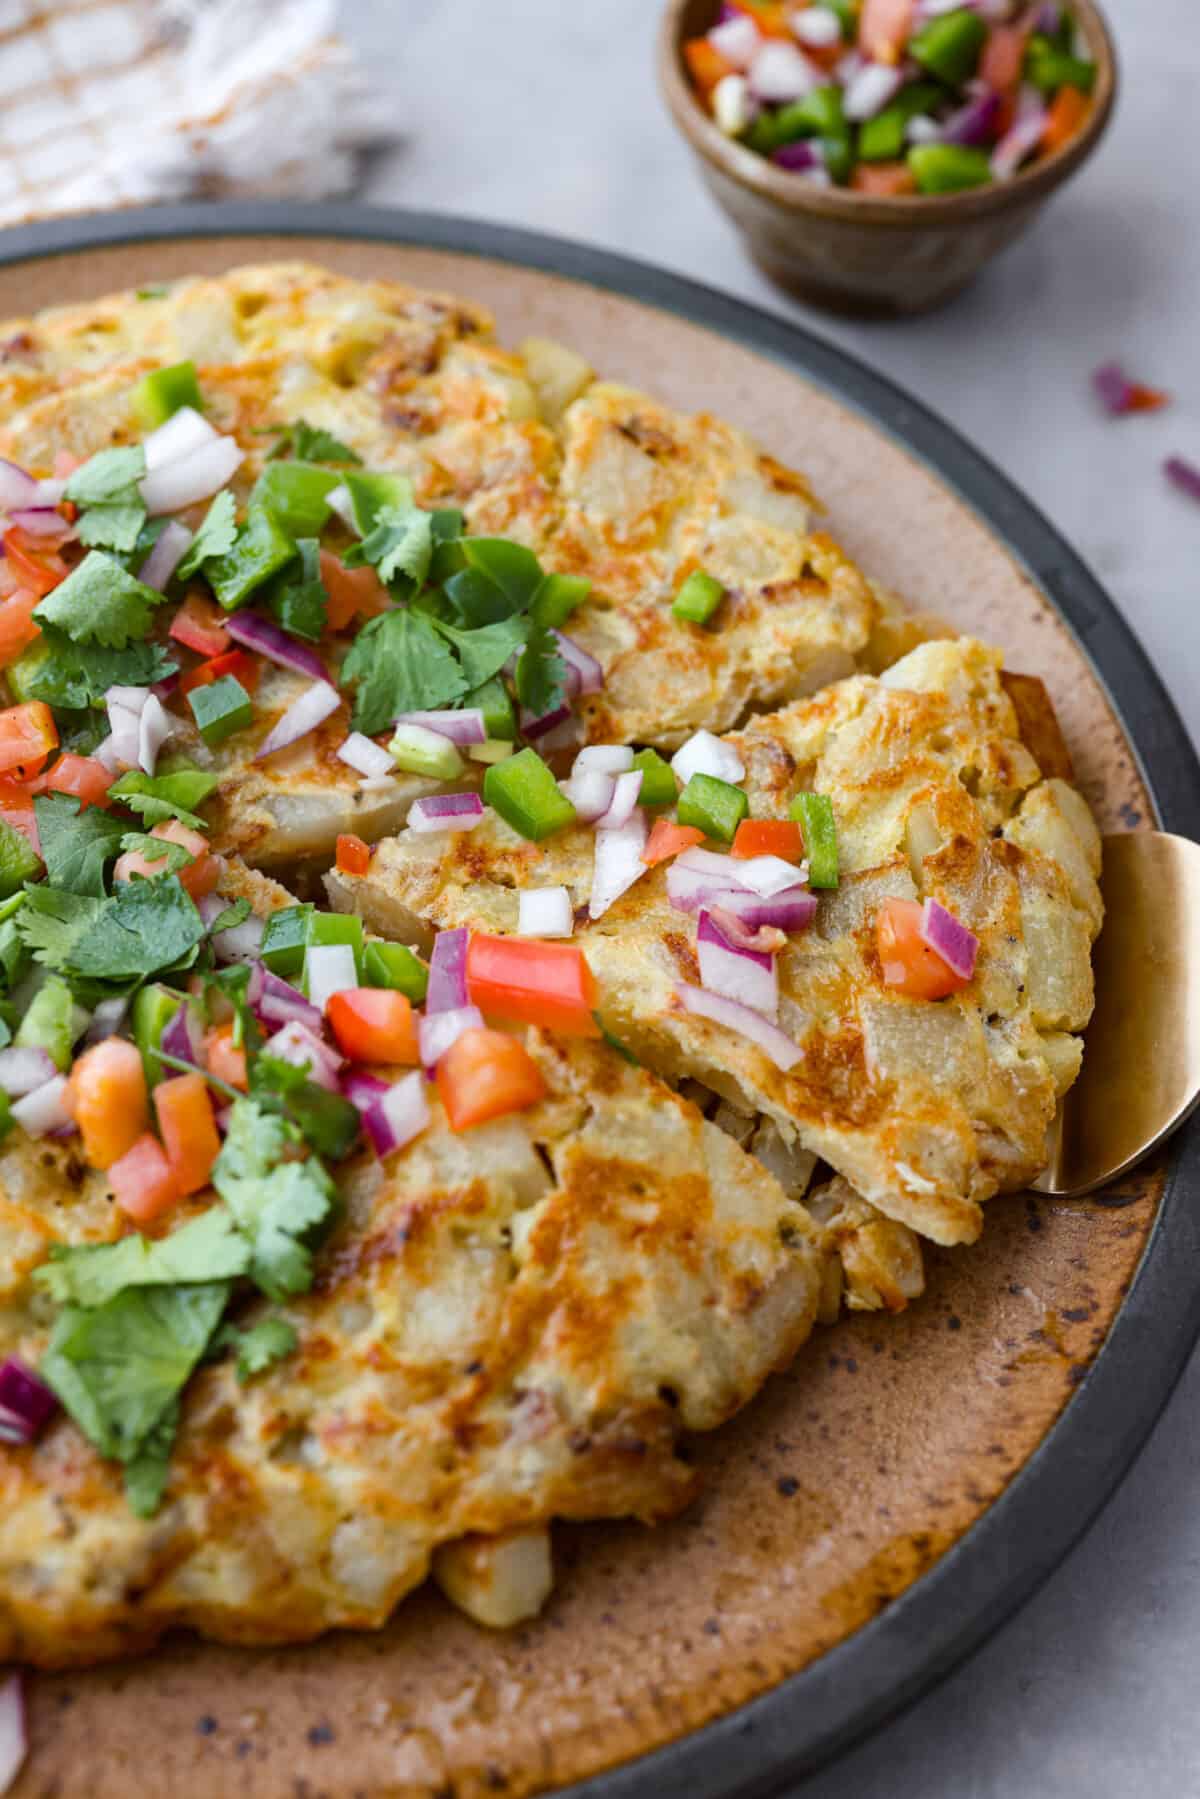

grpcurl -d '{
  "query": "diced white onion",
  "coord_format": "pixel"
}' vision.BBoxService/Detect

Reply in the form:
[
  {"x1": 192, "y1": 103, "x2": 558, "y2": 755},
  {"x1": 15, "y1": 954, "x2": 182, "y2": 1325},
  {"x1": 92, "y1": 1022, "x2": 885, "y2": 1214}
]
[
  {"x1": 517, "y1": 887, "x2": 574, "y2": 939},
  {"x1": 12, "y1": 1075, "x2": 73, "y2": 1139},
  {"x1": 262, "y1": 1020, "x2": 342, "y2": 1090},
  {"x1": 726, "y1": 853, "x2": 808, "y2": 898},
  {"x1": 105, "y1": 685, "x2": 147, "y2": 770},
  {"x1": 419, "y1": 1005, "x2": 484, "y2": 1068},
  {"x1": 138, "y1": 518, "x2": 193, "y2": 591},
  {"x1": 574, "y1": 745, "x2": 634, "y2": 776},
  {"x1": 906, "y1": 114, "x2": 942, "y2": 144},
  {"x1": 141, "y1": 405, "x2": 218, "y2": 473},
  {"x1": 0, "y1": 1046, "x2": 56, "y2": 1097},
  {"x1": 589, "y1": 811, "x2": 648, "y2": 920},
  {"x1": 337, "y1": 731, "x2": 396, "y2": 780},
  {"x1": 596, "y1": 769, "x2": 643, "y2": 830},
  {"x1": 211, "y1": 911, "x2": 266, "y2": 964},
  {"x1": 325, "y1": 483, "x2": 358, "y2": 533},
  {"x1": 843, "y1": 61, "x2": 905, "y2": 121},
  {"x1": 560, "y1": 768, "x2": 614, "y2": 824},
  {"x1": 709, "y1": 14, "x2": 760, "y2": 69},
  {"x1": 671, "y1": 729, "x2": 745, "y2": 786},
  {"x1": 137, "y1": 692, "x2": 173, "y2": 776},
  {"x1": 792, "y1": 6, "x2": 842, "y2": 47},
  {"x1": 256, "y1": 680, "x2": 341, "y2": 761},
  {"x1": 365, "y1": 1070, "x2": 431, "y2": 1156},
  {"x1": 714, "y1": 73, "x2": 752, "y2": 136},
  {"x1": 139, "y1": 435, "x2": 243, "y2": 516},
  {"x1": 304, "y1": 943, "x2": 358, "y2": 1015},
  {"x1": 750, "y1": 39, "x2": 819, "y2": 102}
]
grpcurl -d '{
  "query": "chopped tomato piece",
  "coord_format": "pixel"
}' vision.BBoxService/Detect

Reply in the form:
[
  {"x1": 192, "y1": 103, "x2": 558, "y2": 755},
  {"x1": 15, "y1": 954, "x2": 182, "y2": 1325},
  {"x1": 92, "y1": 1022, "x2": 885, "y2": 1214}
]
[
  {"x1": 336, "y1": 833, "x2": 371, "y2": 876},
  {"x1": 642, "y1": 819, "x2": 705, "y2": 866},
  {"x1": 320, "y1": 549, "x2": 390, "y2": 632},
  {"x1": 178, "y1": 647, "x2": 260, "y2": 698},
  {"x1": 683, "y1": 36, "x2": 736, "y2": 96},
  {"x1": 728, "y1": 1, "x2": 793, "y2": 36},
  {"x1": 154, "y1": 1072, "x2": 221, "y2": 1197},
  {"x1": 731, "y1": 818, "x2": 804, "y2": 861},
  {"x1": 436, "y1": 1027, "x2": 546, "y2": 1132},
  {"x1": 0, "y1": 777, "x2": 39, "y2": 854},
  {"x1": 68, "y1": 1038, "x2": 150, "y2": 1171},
  {"x1": 327, "y1": 988, "x2": 419, "y2": 1065},
  {"x1": 170, "y1": 593, "x2": 231, "y2": 658},
  {"x1": 112, "y1": 818, "x2": 218, "y2": 899},
  {"x1": 2, "y1": 528, "x2": 70, "y2": 598},
  {"x1": 0, "y1": 590, "x2": 41, "y2": 669},
  {"x1": 1042, "y1": 84, "x2": 1090, "y2": 155},
  {"x1": 876, "y1": 897, "x2": 968, "y2": 1001},
  {"x1": 0, "y1": 701, "x2": 56, "y2": 778},
  {"x1": 858, "y1": 0, "x2": 914, "y2": 63},
  {"x1": 108, "y1": 1133, "x2": 179, "y2": 1224},
  {"x1": 465, "y1": 932, "x2": 600, "y2": 1038},
  {"x1": 39, "y1": 753, "x2": 113, "y2": 810},
  {"x1": 980, "y1": 24, "x2": 1029, "y2": 92},
  {"x1": 205, "y1": 1022, "x2": 248, "y2": 1092},
  {"x1": 852, "y1": 162, "x2": 918, "y2": 196}
]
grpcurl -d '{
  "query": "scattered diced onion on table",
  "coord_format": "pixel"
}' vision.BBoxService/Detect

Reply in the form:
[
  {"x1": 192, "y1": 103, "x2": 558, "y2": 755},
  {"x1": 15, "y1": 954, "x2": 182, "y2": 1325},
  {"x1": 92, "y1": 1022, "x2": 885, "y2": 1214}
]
[
  {"x1": 1165, "y1": 456, "x2": 1200, "y2": 505},
  {"x1": 1091, "y1": 362, "x2": 1169, "y2": 416}
]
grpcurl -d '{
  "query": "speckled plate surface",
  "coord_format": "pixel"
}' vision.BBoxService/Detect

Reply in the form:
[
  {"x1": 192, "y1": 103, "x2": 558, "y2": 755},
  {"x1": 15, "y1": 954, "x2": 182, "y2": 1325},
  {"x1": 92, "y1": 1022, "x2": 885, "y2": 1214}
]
[{"x1": 1, "y1": 204, "x2": 1197, "y2": 1799}]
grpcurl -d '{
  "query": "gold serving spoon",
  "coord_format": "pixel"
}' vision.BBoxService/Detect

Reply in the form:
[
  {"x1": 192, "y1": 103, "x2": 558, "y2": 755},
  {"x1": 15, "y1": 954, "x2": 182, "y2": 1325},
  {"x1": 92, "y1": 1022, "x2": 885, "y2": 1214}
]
[{"x1": 1033, "y1": 832, "x2": 1200, "y2": 1198}]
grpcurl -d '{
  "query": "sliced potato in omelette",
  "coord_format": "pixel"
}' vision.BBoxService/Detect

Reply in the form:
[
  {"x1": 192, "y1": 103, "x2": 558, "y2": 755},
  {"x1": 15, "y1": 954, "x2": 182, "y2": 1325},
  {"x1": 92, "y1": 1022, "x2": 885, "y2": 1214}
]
[
  {"x1": 327, "y1": 638, "x2": 1102, "y2": 1248},
  {"x1": 0, "y1": 1028, "x2": 824, "y2": 1668}
]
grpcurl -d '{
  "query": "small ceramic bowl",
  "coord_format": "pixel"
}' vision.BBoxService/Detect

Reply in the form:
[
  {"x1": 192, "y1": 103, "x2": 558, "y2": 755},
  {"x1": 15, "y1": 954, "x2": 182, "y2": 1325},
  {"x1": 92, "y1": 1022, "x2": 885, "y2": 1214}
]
[{"x1": 658, "y1": 0, "x2": 1117, "y2": 315}]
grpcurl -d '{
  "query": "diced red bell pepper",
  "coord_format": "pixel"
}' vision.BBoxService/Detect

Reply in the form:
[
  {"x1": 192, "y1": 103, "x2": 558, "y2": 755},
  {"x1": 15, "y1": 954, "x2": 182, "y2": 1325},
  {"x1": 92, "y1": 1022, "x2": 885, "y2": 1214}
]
[
  {"x1": 319, "y1": 549, "x2": 390, "y2": 633},
  {"x1": 730, "y1": 818, "x2": 804, "y2": 861},
  {"x1": 641, "y1": 819, "x2": 705, "y2": 866},
  {"x1": 108, "y1": 1133, "x2": 179, "y2": 1224},
  {"x1": 2, "y1": 528, "x2": 70, "y2": 598},
  {"x1": 327, "y1": 988, "x2": 419, "y2": 1065},
  {"x1": 436, "y1": 1027, "x2": 547, "y2": 1132},
  {"x1": 0, "y1": 590, "x2": 41, "y2": 669},
  {"x1": 465, "y1": 932, "x2": 600, "y2": 1038},
  {"x1": 1042, "y1": 84, "x2": 1091, "y2": 155},
  {"x1": 336, "y1": 833, "x2": 371, "y2": 876},
  {"x1": 37, "y1": 753, "x2": 114, "y2": 810},
  {"x1": 0, "y1": 702, "x2": 57, "y2": 778},
  {"x1": 205, "y1": 1022, "x2": 248, "y2": 1092},
  {"x1": 154, "y1": 1072, "x2": 221, "y2": 1197},
  {"x1": 112, "y1": 818, "x2": 218, "y2": 899},
  {"x1": 683, "y1": 37, "x2": 736, "y2": 96},
  {"x1": 876, "y1": 897, "x2": 968, "y2": 1001},
  {"x1": 178, "y1": 647, "x2": 260, "y2": 698},
  {"x1": 69, "y1": 1038, "x2": 150, "y2": 1172},
  {"x1": 858, "y1": 0, "x2": 914, "y2": 64},
  {"x1": 170, "y1": 593, "x2": 231, "y2": 658}
]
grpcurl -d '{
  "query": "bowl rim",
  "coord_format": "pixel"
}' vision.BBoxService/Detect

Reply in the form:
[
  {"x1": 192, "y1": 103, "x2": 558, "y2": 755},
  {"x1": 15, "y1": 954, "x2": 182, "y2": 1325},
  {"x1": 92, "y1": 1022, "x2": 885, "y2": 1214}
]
[{"x1": 658, "y1": 0, "x2": 1118, "y2": 222}]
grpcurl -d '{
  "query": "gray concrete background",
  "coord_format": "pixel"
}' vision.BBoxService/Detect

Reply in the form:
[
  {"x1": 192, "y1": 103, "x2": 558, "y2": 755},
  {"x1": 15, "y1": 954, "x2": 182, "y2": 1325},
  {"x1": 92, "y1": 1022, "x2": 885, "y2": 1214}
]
[{"x1": 341, "y1": 4, "x2": 1200, "y2": 1790}]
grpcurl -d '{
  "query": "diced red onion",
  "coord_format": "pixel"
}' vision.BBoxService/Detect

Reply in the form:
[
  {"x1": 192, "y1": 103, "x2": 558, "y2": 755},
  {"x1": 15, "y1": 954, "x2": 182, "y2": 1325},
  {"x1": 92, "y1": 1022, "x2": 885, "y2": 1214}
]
[
  {"x1": 0, "y1": 1358, "x2": 56, "y2": 1445},
  {"x1": 427, "y1": 928, "x2": 469, "y2": 1013},
  {"x1": 341, "y1": 1068, "x2": 390, "y2": 1114},
  {"x1": 84, "y1": 995, "x2": 128, "y2": 1044},
  {"x1": 253, "y1": 964, "x2": 324, "y2": 1034},
  {"x1": 706, "y1": 888, "x2": 818, "y2": 933},
  {"x1": 141, "y1": 405, "x2": 218, "y2": 473},
  {"x1": 536, "y1": 715, "x2": 583, "y2": 754},
  {"x1": 1093, "y1": 363, "x2": 1134, "y2": 415},
  {"x1": 560, "y1": 768, "x2": 614, "y2": 824},
  {"x1": 772, "y1": 141, "x2": 830, "y2": 179},
  {"x1": 0, "y1": 1046, "x2": 56, "y2": 1097},
  {"x1": 160, "y1": 1001, "x2": 202, "y2": 1067},
  {"x1": 589, "y1": 811, "x2": 648, "y2": 920},
  {"x1": 517, "y1": 886, "x2": 574, "y2": 938},
  {"x1": 553, "y1": 631, "x2": 604, "y2": 696},
  {"x1": 671, "y1": 729, "x2": 744, "y2": 787},
  {"x1": 708, "y1": 906, "x2": 787, "y2": 954},
  {"x1": 792, "y1": 6, "x2": 842, "y2": 48},
  {"x1": 673, "y1": 982, "x2": 802, "y2": 1072},
  {"x1": 843, "y1": 62, "x2": 905, "y2": 122},
  {"x1": 256, "y1": 680, "x2": 341, "y2": 760},
  {"x1": 393, "y1": 708, "x2": 486, "y2": 746},
  {"x1": 407, "y1": 793, "x2": 485, "y2": 834},
  {"x1": 225, "y1": 612, "x2": 328, "y2": 682},
  {"x1": 1165, "y1": 457, "x2": 1200, "y2": 504},
  {"x1": 0, "y1": 461, "x2": 37, "y2": 511},
  {"x1": 666, "y1": 857, "x2": 817, "y2": 930},
  {"x1": 520, "y1": 701, "x2": 574, "y2": 741},
  {"x1": 137, "y1": 692, "x2": 173, "y2": 776},
  {"x1": 337, "y1": 731, "x2": 394, "y2": 780},
  {"x1": 918, "y1": 897, "x2": 979, "y2": 980},
  {"x1": 709, "y1": 13, "x2": 760, "y2": 68},
  {"x1": 304, "y1": 943, "x2": 358, "y2": 1015},
  {"x1": 33, "y1": 475, "x2": 68, "y2": 506},
  {"x1": 211, "y1": 910, "x2": 266, "y2": 964},
  {"x1": 574, "y1": 745, "x2": 632, "y2": 776},
  {"x1": 263, "y1": 1020, "x2": 343, "y2": 1089},
  {"x1": 596, "y1": 768, "x2": 643, "y2": 830},
  {"x1": 363, "y1": 1069, "x2": 431, "y2": 1158},
  {"x1": 697, "y1": 909, "x2": 780, "y2": 1021},
  {"x1": 325, "y1": 483, "x2": 358, "y2": 533},
  {"x1": 1032, "y1": 1, "x2": 1062, "y2": 31},
  {"x1": 0, "y1": 1676, "x2": 25, "y2": 1799},
  {"x1": 942, "y1": 89, "x2": 1002, "y2": 147},
  {"x1": 721, "y1": 852, "x2": 805, "y2": 898},
  {"x1": 138, "y1": 518, "x2": 193, "y2": 591},
  {"x1": 419, "y1": 1004, "x2": 484, "y2": 1069},
  {"x1": 9, "y1": 507, "x2": 73, "y2": 539},
  {"x1": 140, "y1": 435, "x2": 243, "y2": 517},
  {"x1": 991, "y1": 106, "x2": 1047, "y2": 178},
  {"x1": 12, "y1": 1074, "x2": 73, "y2": 1138},
  {"x1": 750, "y1": 39, "x2": 819, "y2": 102}
]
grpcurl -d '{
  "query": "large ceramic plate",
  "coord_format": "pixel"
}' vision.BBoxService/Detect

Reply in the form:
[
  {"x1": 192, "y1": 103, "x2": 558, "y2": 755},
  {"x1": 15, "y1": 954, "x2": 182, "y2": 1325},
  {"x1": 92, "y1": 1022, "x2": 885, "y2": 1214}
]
[{"x1": 1, "y1": 203, "x2": 1197, "y2": 1799}]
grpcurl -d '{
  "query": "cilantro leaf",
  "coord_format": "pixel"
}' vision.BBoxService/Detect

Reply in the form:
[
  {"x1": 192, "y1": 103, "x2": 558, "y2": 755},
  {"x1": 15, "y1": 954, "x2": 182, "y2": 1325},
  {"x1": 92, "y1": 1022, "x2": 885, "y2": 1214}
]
[
  {"x1": 434, "y1": 615, "x2": 528, "y2": 693},
  {"x1": 25, "y1": 628, "x2": 177, "y2": 711},
  {"x1": 215, "y1": 1315, "x2": 298, "y2": 1382},
  {"x1": 342, "y1": 470, "x2": 412, "y2": 536},
  {"x1": 123, "y1": 1398, "x2": 178, "y2": 1517},
  {"x1": 35, "y1": 1208, "x2": 250, "y2": 1309},
  {"x1": 263, "y1": 537, "x2": 327, "y2": 642},
  {"x1": 206, "y1": 897, "x2": 251, "y2": 937},
  {"x1": 175, "y1": 490, "x2": 237, "y2": 580},
  {"x1": 33, "y1": 552, "x2": 167, "y2": 649},
  {"x1": 76, "y1": 503, "x2": 147, "y2": 554},
  {"x1": 348, "y1": 502, "x2": 433, "y2": 591},
  {"x1": 460, "y1": 538, "x2": 544, "y2": 612},
  {"x1": 249, "y1": 1054, "x2": 361, "y2": 1159},
  {"x1": 17, "y1": 886, "x2": 104, "y2": 971},
  {"x1": 33, "y1": 794, "x2": 126, "y2": 897},
  {"x1": 116, "y1": 832, "x2": 195, "y2": 875},
  {"x1": 26, "y1": 876, "x2": 205, "y2": 983},
  {"x1": 213, "y1": 1099, "x2": 337, "y2": 1302},
  {"x1": 515, "y1": 620, "x2": 569, "y2": 720},
  {"x1": 262, "y1": 420, "x2": 362, "y2": 465},
  {"x1": 40, "y1": 1281, "x2": 230, "y2": 1462},
  {"x1": 107, "y1": 765, "x2": 217, "y2": 831},
  {"x1": 341, "y1": 608, "x2": 467, "y2": 735},
  {"x1": 64, "y1": 447, "x2": 146, "y2": 508}
]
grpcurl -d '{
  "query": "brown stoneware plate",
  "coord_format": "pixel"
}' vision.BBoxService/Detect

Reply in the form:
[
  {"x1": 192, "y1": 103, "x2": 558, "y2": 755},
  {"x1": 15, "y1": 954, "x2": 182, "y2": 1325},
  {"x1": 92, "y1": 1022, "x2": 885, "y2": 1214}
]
[{"x1": 2, "y1": 204, "x2": 1198, "y2": 1799}]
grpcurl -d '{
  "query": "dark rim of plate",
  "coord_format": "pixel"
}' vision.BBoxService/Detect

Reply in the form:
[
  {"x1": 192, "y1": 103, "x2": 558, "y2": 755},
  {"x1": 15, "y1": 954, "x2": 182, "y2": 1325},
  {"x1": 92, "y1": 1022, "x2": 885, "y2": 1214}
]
[{"x1": 1, "y1": 202, "x2": 1197, "y2": 1799}]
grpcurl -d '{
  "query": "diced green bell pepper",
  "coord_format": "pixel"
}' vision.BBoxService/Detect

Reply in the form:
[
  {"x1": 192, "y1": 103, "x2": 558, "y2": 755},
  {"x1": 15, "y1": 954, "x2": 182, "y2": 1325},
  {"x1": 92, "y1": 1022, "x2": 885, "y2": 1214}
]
[
  {"x1": 260, "y1": 903, "x2": 313, "y2": 977},
  {"x1": 483, "y1": 747, "x2": 577, "y2": 841},
  {"x1": 4, "y1": 641, "x2": 51, "y2": 705},
  {"x1": 824, "y1": 0, "x2": 858, "y2": 38},
  {"x1": 468, "y1": 739, "x2": 515, "y2": 765},
  {"x1": 343, "y1": 470, "x2": 412, "y2": 536},
  {"x1": 0, "y1": 815, "x2": 39, "y2": 899},
  {"x1": 909, "y1": 8, "x2": 987, "y2": 85},
  {"x1": 188, "y1": 675, "x2": 253, "y2": 747},
  {"x1": 1024, "y1": 34, "x2": 1096, "y2": 94},
  {"x1": 672, "y1": 570, "x2": 726, "y2": 626},
  {"x1": 388, "y1": 724, "x2": 464, "y2": 780},
  {"x1": 907, "y1": 144, "x2": 993, "y2": 193},
  {"x1": 744, "y1": 84, "x2": 844, "y2": 155},
  {"x1": 133, "y1": 360, "x2": 203, "y2": 428},
  {"x1": 858, "y1": 82, "x2": 944, "y2": 161},
  {"x1": 363, "y1": 941, "x2": 429, "y2": 1004},
  {"x1": 0, "y1": 1091, "x2": 12, "y2": 1143},
  {"x1": 249, "y1": 462, "x2": 340, "y2": 539},
  {"x1": 790, "y1": 791, "x2": 839, "y2": 889},
  {"x1": 677, "y1": 773, "x2": 748, "y2": 844},
  {"x1": 15, "y1": 975, "x2": 76, "y2": 1072},
  {"x1": 466, "y1": 676, "x2": 516, "y2": 741},
  {"x1": 205, "y1": 504, "x2": 298, "y2": 611},
  {"x1": 630, "y1": 748, "x2": 677, "y2": 810},
  {"x1": 132, "y1": 982, "x2": 183, "y2": 1089},
  {"x1": 532, "y1": 572, "x2": 591, "y2": 627}
]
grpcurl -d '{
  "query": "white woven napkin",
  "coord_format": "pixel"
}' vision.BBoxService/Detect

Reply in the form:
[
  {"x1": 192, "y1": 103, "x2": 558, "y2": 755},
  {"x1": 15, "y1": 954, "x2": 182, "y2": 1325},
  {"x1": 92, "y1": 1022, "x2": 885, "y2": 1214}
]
[{"x1": 0, "y1": 0, "x2": 391, "y2": 227}]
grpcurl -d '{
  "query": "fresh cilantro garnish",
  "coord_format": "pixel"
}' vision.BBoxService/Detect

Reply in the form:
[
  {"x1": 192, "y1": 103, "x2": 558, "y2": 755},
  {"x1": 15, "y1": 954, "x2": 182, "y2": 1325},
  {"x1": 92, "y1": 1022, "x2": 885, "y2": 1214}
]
[
  {"x1": 33, "y1": 794, "x2": 126, "y2": 897},
  {"x1": 263, "y1": 536, "x2": 327, "y2": 642},
  {"x1": 123, "y1": 1399, "x2": 178, "y2": 1516},
  {"x1": 17, "y1": 886, "x2": 103, "y2": 971},
  {"x1": 65, "y1": 447, "x2": 148, "y2": 555},
  {"x1": 203, "y1": 961, "x2": 262, "y2": 1056},
  {"x1": 0, "y1": 909, "x2": 29, "y2": 994},
  {"x1": 204, "y1": 503, "x2": 297, "y2": 611},
  {"x1": 212, "y1": 1099, "x2": 337, "y2": 1302},
  {"x1": 205, "y1": 897, "x2": 251, "y2": 937},
  {"x1": 76, "y1": 503, "x2": 147, "y2": 554},
  {"x1": 174, "y1": 490, "x2": 237, "y2": 581},
  {"x1": 249, "y1": 1053, "x2": 360, "y2": 1159},
  {"x1": 436, "y1": 614, "x2": 528, "y2": 694},
  {"x1": 214, "y1": 1314, "x2": 298, "y2": 1382},
  {"x1": 261, "y1": 420, "x2": 362, "y2": 465},
  {"x1": 33, "y1": 552, "x2": 166, "y2": 649},
  {"x1": 514, "y1": 620, "x2": 569, "y2": 720},
  {"x1": 117, "y1": 832, "x2": 195, "y2": 876},
  {"x1": 345, "y1": 499, "x2": 433, "y2": 591},
  {"x1": 20, "y1": 876, "x2": 204, "y2": 984},
  {"x1": 341, "y1": 608, "x2": 467, "y2": 735},
  {"x1": 25, "y1": 628, "x2": 177, "y2": 711},
  {"x1": 107, "y1": 765, "x2": 217, "y2": 831},
  {"x1": 35, "y1": 1208, "x2": 250, "y2": 1309}
]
